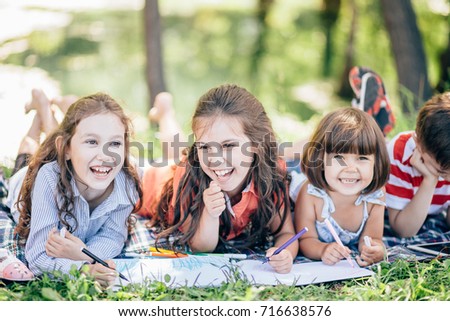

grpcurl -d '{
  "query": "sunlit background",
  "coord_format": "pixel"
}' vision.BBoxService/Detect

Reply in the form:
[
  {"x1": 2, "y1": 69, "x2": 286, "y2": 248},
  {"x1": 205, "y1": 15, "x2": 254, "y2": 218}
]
[{"x1": 0, "y1": 0, "x2": 448, "y2": 166}]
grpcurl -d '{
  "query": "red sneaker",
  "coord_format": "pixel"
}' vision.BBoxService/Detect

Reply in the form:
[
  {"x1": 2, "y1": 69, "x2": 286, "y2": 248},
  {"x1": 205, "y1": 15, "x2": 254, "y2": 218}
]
[{"x1": 349, "y1": 66, "x2": 395, "y2": 136}]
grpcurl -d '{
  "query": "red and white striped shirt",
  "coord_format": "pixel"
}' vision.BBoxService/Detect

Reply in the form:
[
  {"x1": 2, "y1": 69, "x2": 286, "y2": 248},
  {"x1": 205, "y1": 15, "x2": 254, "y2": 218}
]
[{"x1": 386, "y1": 131, "x2": 450, "y2": 214}]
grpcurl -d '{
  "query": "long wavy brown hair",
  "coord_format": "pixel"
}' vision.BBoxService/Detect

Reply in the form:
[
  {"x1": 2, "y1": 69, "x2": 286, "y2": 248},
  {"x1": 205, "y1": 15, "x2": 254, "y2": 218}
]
[
  {"x1": 155, "y1": 84, "x2": 290, "y2": 250},
  {"x1": 15, "y1": 93, "x2": 142, "y2": 241}
]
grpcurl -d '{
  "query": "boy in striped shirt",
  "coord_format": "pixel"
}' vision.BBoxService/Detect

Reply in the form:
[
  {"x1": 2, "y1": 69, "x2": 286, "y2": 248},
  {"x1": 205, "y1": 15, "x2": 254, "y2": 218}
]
[{"x1": 385, "y1": 92, "x2": 450, "y2": 243}]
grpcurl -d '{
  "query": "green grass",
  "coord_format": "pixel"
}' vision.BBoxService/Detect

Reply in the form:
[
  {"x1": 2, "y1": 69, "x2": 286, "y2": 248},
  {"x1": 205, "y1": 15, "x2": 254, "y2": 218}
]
[{"x1": 2, "y1": 258, "x2": 450, "y2": 301}]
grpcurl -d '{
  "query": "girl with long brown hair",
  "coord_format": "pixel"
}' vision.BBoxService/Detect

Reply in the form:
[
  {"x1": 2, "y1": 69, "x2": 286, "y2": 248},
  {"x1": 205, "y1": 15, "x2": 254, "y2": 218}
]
[
  {"x1": 15, "y1": 93, "x2": 142, "y2": 287},
  {"x1": 140, "y1": 84, "x2": 297, "y2": 273}
]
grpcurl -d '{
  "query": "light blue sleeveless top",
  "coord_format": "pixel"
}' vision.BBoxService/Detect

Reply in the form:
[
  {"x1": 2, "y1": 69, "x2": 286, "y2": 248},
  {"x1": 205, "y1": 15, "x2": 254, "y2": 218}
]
[{"x1": 307, "y1": 184, "x2": 385, "y2": 246}]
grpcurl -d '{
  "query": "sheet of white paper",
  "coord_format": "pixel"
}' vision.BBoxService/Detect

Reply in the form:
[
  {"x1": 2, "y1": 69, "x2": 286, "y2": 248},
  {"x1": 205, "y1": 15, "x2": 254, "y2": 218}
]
[
  {"x1": 114, "y1": 256, "x2": 230, "y2": 287},
  {"x1": 237, "y1": 259, "x2": 374, "y2": 286},
  {"x1": 114, "y1": 257, "x2": 374, "y2": 288}
]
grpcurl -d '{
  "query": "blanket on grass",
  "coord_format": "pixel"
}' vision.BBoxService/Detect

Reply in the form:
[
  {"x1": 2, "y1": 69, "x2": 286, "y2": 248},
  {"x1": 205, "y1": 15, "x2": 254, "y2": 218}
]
[{"x1": 0, "y1": 210, "x2": 447, "y2": 282}]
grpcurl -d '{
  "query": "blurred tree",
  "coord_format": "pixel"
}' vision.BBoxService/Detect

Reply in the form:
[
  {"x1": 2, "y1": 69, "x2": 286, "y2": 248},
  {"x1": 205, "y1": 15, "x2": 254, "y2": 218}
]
[
  {"x1": 337, "y1": 0, "x2": 357, "y2": 99},
  {"x1": 436, "y1": 14, "x2": 450, "y2": 93},
  {"x1": 250, "y1": 0, "x2": 274, "y2": 92},
  {"x1": 380, "y1": 0, "x2": 432, "y2": 113},
  {"x1": 320, "y1": 0, "x2": 341, "y2": 78},
  {"x1": 144, "y1": 0, "x2": 166, "y2": 110}
]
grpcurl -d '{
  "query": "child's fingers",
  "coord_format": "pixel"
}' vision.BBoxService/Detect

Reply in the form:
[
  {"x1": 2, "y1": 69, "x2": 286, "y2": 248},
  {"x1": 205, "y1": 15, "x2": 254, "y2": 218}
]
[
  {"x1": 207, "y1": 181, "x2": 221, "y2": 192},
  {"x1": 91, "y1": 269, "x2": 117, "y2": 288},
  {"x1": 322, "y1": 255, "x2": 340, "y2": 265},
  {"x1": 47, "y1": 227, "x2": 57, "y2": 238},
  {"x1": 358, "y1": 254, "x2": 373, "y2": 266},
  {"x1": 208, "y1": 196, "x2": 225, "y2": 207},
  {"x1": 105, "y1": 259, "x2": 116, "y2": 270},
  {"x1": 359, "y1": 245, "x2": 384, "y2": 265},
  {"x1": 204, "y1": 183, "x2": 223, "y2": 199},
  {"x1": 267, "y1": 250, "x2": 293, "y2": 274},
  {"x1": 323, "y1": 243, "x2": 349, "y2": 265},
  {"x1": 208, "y1": 191, "x2": 225, "y2": 202},
  {"x1": 47, "y1": 233, "x2": 65, "y2": 246},
  {"x1": 357, "y1": 250, "x2": 381, "y2": 266},
  {"x1": 269, "y1": 260, "x2": 292, "y2": 274},
  {"x1": 44, "y1": 242, "x2": 53, "y2": 255},
  {"x1": 205, "y1": 186, "x2": 222, "y2": 195},
  {"x1": 356, "y1": 255, "x2": 370, "y2": 267},
  {"x1": 265, "y1": 247, "x2": 277, "y2": 257},
  {"x1": 361, "y1": 243, "x2": 384, "y2": 257},
  {"x1": 91, "y1": 263, "x2": 117, "y2": 277},
  {"x1": 45, "y1": 242, "x2": 59, "y2": 257},
  {"x1": 203, "y1": 187, "x2": 225, "y2": 213},
  {"x1": 270, "y1": 249, "x2": 293, "y2": 261},
  {"x1": 332, "y1": 243, "x2": 351, "y2": 258},
  {"x1": 361, "y1": 246, "x2": 378, "y2": 256},
  {"x1": 64, "y1": 231, "x2": 78, "y2": 241},
  {"x1": 343, "y1": 246, "x2": 352, "y2": 257}
]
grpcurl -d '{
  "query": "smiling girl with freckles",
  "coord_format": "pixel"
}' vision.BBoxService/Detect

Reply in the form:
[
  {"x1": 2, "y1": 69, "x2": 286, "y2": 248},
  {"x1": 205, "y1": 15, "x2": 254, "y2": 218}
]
[{"x1": 15, "y1": 93, "x2": 142, "y2": 288}]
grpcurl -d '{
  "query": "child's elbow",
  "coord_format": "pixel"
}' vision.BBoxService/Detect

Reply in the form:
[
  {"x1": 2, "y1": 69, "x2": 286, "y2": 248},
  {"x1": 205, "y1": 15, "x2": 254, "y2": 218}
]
[
  {"x1": 391, "y1": 223, "x2": 419, "y2": 238},
  {"x1": 188, "y1": 241, "x2": 217, "y2": 254}
]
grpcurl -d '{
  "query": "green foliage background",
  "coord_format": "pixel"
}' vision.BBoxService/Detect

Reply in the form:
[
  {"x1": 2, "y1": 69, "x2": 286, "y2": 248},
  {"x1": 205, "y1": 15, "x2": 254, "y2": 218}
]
[
  {"x1": 1, "y1": 0, "x2": 449, "y2": 300},
  {"x1": 4, "y1": 1, "x2": 448, "y2": 145}
]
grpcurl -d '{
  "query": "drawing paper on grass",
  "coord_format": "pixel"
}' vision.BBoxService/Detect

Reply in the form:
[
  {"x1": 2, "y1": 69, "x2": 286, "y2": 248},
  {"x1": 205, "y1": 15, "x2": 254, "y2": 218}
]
[{"x1": 114, "y1": 256, "x2": 374, "y2": 288}]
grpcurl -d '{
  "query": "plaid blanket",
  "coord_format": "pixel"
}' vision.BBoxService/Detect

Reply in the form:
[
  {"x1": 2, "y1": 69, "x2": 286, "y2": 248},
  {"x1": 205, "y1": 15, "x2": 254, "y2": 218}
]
[
  {"x1": 2, "y1": 208, "x2": 448, "y2": 267},
  {"x1": 0, "y1": 205, "x2": 25, "y2": 262},
  {"x1": 123, "y1": 215, "x2": 274, "y2": 259},
  {"x1": 382, "y1": 211, "x2": 450, "y2": 247}
]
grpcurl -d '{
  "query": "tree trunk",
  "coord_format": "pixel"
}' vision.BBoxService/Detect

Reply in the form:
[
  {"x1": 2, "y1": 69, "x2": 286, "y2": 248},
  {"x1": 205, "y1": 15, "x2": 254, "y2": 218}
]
[
  {"x1": 249, "y1": 0, "x2": 274, "y2": 92},
  {"x1": 320, "y1": 0, "x2": 341, "y2": 77},
  {"x1": 436, "y1": 28, "x2": 450, "y2": 93},
  {"x1": 144, "y1": 0, "x2": 166, "y2": 110},
  {"x1": 380, "y1": 0, "x2": 432, "y2": 113},
  {"x1": 337, "y1": 0, "x2": 357, "y2": 99}
]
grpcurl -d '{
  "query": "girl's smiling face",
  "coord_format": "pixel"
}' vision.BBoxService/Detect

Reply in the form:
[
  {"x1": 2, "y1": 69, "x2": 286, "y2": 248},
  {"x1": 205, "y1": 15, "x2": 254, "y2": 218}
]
[
  {"x1": 324, "y1": 152, "x2": 375, "y2": 196},
  {"x1": 195, "y1": 116, "x2": 255, "y2": 198},
  {"x1": 65, "y1": 112, "x2": 125, "y2": 202}
]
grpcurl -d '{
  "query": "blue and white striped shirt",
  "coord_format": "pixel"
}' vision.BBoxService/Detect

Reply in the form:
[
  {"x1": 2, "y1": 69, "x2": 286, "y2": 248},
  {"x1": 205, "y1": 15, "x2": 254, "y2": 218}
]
[{"x1": 25, "y1": 161, "x2": 138, "y2": 276}]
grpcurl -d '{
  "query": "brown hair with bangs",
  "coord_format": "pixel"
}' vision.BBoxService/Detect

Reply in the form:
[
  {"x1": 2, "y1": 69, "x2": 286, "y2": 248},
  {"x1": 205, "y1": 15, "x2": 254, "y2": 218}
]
[{"x1": 301, "y1": 108, "x2": 389, "y2": 194}]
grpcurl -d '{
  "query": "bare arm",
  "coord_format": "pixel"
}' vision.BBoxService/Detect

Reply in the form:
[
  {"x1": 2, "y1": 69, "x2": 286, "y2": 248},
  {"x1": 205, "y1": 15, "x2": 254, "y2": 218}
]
[
  {"x1": 294, "y1": 184, "x2": 327, "y2": 260},
  {"x1": 187, "y1": 181, "x2": 224, "y2": 252},
  {"x1": 187, "y1": 209, "x2": 221, "y2": 252},
  {"x1": 357, "y1": 194, "x2": 386, "y2": 266},
  {"x1": 265, "y1": 202, "x2": 297, "y2": 274},
  {"x1": 388, "y1": 149, "x2": 438, "y2": 237},
  {"x1": 269, "y1": 207, "x2": 298, "y2": 260},
  {"x1": 294, "y1": 183, "x2": 351, "y2": 264}
]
